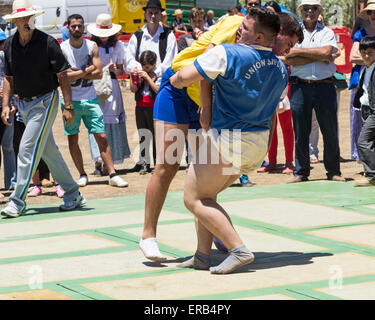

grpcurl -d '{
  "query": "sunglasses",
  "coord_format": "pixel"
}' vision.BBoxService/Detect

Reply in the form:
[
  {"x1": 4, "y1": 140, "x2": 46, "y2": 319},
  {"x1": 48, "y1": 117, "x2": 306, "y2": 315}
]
[
  {"x1": 367, "y1": 10, "x2": 375, "y2": 15},
  {"x1": 247, "y1": 2, "x2": 260, "y2": 7},
  {"x1": 302, "y1": 6, "x2": 319, "y2": 12}
]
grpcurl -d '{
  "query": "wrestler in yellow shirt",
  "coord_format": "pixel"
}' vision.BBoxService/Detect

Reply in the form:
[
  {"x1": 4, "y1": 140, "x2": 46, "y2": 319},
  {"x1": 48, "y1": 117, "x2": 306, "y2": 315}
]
[{"x1": 171, "y1": 15, "x2": 244, "y2": 106}]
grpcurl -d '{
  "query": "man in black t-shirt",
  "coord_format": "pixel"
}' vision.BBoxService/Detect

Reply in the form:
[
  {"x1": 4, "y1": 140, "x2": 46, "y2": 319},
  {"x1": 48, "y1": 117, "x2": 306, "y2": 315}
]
[{"x1": 0, "y1": 0, "x2": 85, "y2": 218}]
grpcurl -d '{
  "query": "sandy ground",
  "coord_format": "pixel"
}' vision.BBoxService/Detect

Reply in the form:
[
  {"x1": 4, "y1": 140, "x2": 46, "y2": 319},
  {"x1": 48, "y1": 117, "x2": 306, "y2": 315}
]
[{"x1": 0, "y1": 81, "x2": 364, "y2": 206}]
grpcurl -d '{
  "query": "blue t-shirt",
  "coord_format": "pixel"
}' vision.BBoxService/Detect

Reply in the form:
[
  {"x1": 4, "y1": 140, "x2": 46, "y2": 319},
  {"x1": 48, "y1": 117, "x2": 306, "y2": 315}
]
[
  {"x1": 349, "y1": 29, "x2": 375, "y2": 90},
  {"x1": 194, "y1": 43, "x2": 288, "y2": 132}
]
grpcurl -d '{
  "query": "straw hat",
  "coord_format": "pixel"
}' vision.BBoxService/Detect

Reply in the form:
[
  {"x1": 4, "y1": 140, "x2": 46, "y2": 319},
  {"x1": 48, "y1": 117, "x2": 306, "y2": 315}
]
[
  {"x1": 3, "y1": 0, "x2": 44, "y2": 21},
  {"x1": 87, "y1": 13, "x2": 121, "y2": 38},
  {"x1": 298, "y1": 0, "x2": 322, "y2": 11},
  {"x1": 360, "y1": 1, "x2": 375, "y2": 19},
  {"x1": 173, "y1": 9, "x2": 183, "y2": 16}
]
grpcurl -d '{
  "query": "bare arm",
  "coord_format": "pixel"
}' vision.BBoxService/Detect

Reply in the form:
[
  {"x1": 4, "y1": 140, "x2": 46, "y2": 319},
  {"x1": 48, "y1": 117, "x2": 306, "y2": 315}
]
[
  {"x1": 140, "y1": 71, "x2": 159, "y2": 94},
  {"x1": 285, "y1": 56, "x2": 317, "y2": 66},
  {"x1": 109, "y1": 63, "x2": 124, "y2": 77},
  {"x1": 57, "y1": 70, "x2": 75, "y2": 127},
  {"x1": 170, "y1": 64, "x2": 204, "y2": 89},
  {"x1": 199, "y1": 79, "x2": 213, "y2": 131},
  {"x1": 287, "y1": 45, "x2": 334, "y2": 62},
  {"x1": 1, "y1": 76, "x2": 15, "y2": 126},
  {"x1": 82, "y1": 44, "x2": 103, "y2": 80},
  {"x1": 350, "y1": 41, "x2": 364, "y2": 65}
]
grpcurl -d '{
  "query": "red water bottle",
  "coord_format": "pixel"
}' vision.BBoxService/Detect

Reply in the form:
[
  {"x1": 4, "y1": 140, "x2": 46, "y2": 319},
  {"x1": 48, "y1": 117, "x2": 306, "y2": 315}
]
[{"x1": 132, "y1": 72, "x2": 139, "y2": 86}]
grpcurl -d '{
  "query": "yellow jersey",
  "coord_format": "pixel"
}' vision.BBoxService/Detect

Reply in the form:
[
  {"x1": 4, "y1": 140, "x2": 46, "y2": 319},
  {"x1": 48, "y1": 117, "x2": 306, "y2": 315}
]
[{"x1": 171, "y1": 15, "x2": 244, "y2": 106}]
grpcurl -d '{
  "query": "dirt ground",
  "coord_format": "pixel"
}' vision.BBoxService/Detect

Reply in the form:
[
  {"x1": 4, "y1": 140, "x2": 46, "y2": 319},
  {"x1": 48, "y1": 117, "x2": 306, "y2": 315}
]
[{"x1": 0, "y1": 81, "x2": 364, "y2": 206}]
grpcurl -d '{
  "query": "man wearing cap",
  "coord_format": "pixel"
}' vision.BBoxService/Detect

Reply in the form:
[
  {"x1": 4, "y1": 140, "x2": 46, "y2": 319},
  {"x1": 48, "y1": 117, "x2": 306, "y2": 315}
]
[
  {"x1": 0, "y1": 31, "x2": 17, "y2": 197},
  {"x1": 0, "y1": 0, "x2": 85, "y2": 217},
  {"x1": 60, "y1": 14, "x2": 128, "y2": 188},
  {"x1": 285, "y1": 0, "x2": 344, "y2": 183},
  {"x1": 125, "y1": 0, "x2": 177, "y2": 79}
]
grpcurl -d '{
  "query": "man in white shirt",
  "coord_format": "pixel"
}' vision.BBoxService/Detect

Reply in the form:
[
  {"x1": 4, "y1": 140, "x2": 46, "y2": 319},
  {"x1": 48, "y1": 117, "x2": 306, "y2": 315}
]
[{"x1": 125, "y1": 0, "x2": 177, "y2": 77}]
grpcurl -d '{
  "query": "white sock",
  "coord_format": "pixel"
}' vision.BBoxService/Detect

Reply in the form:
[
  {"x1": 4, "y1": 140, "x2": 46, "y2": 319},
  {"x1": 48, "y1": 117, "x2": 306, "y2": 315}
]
[{"x1": 139, "y1": 238, "x2": 167, "y2": 261}]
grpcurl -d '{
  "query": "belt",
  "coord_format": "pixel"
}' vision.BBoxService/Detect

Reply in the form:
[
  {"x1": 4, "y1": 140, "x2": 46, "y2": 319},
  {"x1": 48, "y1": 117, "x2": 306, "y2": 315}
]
[
  {"x1": 289, "y1": 77, "x2": 334, "y2": 85},
  {"x1": 19, "y1": 93, "x2": 46, "y2": 102}
]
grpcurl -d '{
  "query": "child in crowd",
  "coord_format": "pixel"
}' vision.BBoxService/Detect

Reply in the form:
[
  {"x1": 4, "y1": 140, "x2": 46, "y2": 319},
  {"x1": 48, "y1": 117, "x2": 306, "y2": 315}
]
[
  {"x1": 354, "y1": 36, "x2": 375, "y2": 186},
  {"x1": 129, "y1": 50, "x2": 160, "y2": 174}
]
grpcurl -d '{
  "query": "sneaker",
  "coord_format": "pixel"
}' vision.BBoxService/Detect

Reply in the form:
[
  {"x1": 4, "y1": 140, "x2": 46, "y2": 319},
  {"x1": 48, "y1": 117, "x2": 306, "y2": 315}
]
[
  {"x1": 310, "y1": 155, "x2": 319, "y2": 164},
  {"x1": 28, "y1": 185, "x2": 42, "y2": 197},
  {"x1": 59, "y1": 193, "x2": 86, "y2": 211},
  {"x1": 127, "y1": 163, "x2": 144, "y2": 173},
  {"x1": 55, "y1": 185, "x2": 65, "y2": 198},
  {"x1": 1, "y1": 205, "x2": 23, "y2": 218},
  {"x1": 109, "y1": 175, "x2": 128, "y2": 187},
  {"x1": 77, "y1": 174, "x2": 88, "y2": 187},
  {"x1": 139, "y1": 163, "x2": 150, "y2": 175},
  {"x1": 328, "y1": 175, "x2": 346, "y2": 182},
  {"x1": 239, "y1": 175, "x2": 253, "y2": 187},
  {"x1": 287, "y1": 176, "x2": 308, "y2": 184}
]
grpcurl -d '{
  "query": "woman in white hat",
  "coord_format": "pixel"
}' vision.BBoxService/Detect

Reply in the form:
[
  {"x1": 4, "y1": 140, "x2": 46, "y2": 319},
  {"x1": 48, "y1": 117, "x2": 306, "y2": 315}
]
[
  {"x1": 86, "y1": 13, "x2": 130, "y2": 174},
  {"x1": 172, "y1": 9, "x2": 187, "y2": 34},
  {"x1": 349, "y1": 0, "x2": 375, "y2": 162}
]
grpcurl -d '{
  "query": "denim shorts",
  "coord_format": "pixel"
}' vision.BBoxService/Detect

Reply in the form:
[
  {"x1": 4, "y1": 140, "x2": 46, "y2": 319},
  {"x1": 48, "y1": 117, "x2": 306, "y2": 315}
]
[{"x1": 61, "y1": 98, "x2": 105, "y2": 135}]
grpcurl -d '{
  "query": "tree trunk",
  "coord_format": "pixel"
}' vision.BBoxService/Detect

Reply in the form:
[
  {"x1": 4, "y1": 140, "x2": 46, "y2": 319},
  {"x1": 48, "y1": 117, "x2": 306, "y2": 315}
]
[{"x1": 291, "y1": 0, "x2": 297, "y2": 14}]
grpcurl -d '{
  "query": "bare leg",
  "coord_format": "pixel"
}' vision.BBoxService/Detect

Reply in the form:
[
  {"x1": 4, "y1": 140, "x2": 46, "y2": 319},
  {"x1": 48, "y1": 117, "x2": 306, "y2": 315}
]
[
  {"x1": 93, "y1": 132, "x2": 115, "y2": 175},
  {"x1": 140, "y1": 121, "x2": 188, "y2": 261},
  {"x1": 183, "y1": 138, "x2": 254, "y2": 274},
  {"x1": 68, "y1": 134, "x2": 85, "y2": 176}
]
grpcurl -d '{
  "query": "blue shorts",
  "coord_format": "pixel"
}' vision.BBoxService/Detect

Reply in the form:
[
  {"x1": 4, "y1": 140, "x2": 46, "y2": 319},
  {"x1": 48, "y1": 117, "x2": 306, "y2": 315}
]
[{"x1": 153, "y1": 67, "x2": 201, "y2": 130}]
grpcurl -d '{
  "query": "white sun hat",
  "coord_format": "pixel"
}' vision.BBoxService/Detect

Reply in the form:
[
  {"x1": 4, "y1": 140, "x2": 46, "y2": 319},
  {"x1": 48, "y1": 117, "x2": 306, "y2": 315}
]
[
  {"x1": 3, "y1": 0, "x2": 44, "y2": 21},
  {"x1": 87, "y1": 13, "x2": 121, "y2": 38},
  {"x1": 298, "y1": 0, "x2": 322, "y2": 10}
]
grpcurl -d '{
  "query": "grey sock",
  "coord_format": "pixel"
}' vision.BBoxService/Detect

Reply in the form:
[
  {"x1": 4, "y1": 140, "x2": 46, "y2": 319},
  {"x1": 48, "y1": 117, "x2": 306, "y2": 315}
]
[
  {"x1": 209, "y1": 245, "x2": 254, "y2": 274},
  {"x1": 176, "y1": 250, "x2": 210, "y2": 270}
]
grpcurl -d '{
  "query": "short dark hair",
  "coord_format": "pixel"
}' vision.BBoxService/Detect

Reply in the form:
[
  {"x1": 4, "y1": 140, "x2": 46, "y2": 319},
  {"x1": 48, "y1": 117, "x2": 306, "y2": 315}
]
[
  {"x1": 67, "y1": 14, "x2": 84, "y2": 26},
  {"x1": 359, "y1": 36, "x2": 375, "y2": 51},
  {"x1": 246, "y1": 0, "x2": 261, "y2": 7},
  {"x1": 140, "y1": 50, "x2": 157, "y2": 66},
  {"x1": 91, "y1": 34, "x2": 119, "y2": 48},
  {"x1": 279, "y1": 13, "x2": 304, "y2": 44},
  {"x1": 248, "y1": 7, "x2": 280, "y2": 39},
  {"x1": 265, "y1": 1, "x2": 282, "y2": 13}
]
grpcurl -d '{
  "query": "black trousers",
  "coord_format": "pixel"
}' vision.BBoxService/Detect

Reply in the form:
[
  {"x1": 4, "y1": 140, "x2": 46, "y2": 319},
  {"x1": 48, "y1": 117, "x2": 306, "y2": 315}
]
[
  {"x1": 13, "y1": 120, "x2": 50, "y2": 181},
  {"x1": 136, "y1": 106, "x2": 156, "y2": 166},
  {"x1": 358, "y1": 105, "x2": 375, "y2": 180}
]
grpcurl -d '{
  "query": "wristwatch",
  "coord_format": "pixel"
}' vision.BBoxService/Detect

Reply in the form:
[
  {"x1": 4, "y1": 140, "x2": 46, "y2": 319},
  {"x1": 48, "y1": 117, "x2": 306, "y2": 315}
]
[{"x1": 64, "y1": 104, "x2": 74, "y2": 110}]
